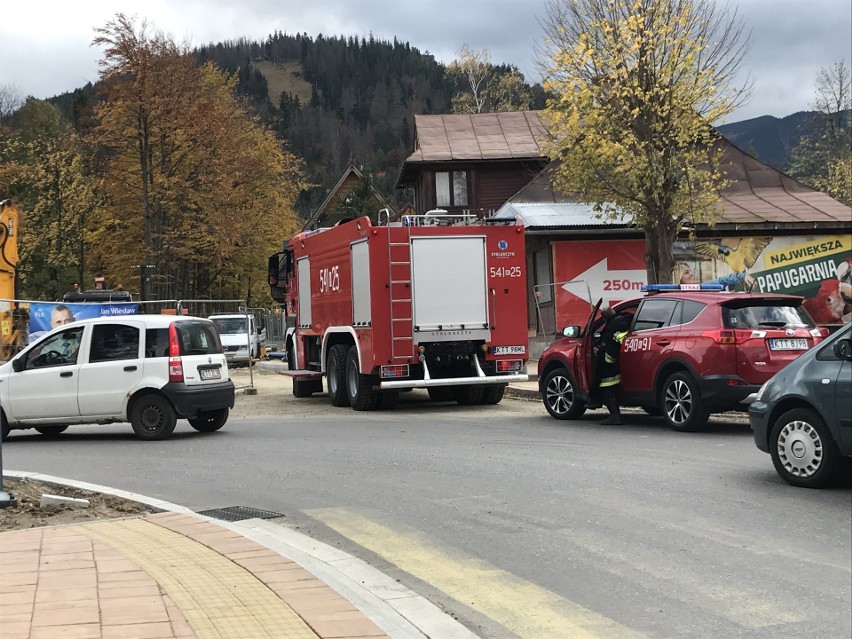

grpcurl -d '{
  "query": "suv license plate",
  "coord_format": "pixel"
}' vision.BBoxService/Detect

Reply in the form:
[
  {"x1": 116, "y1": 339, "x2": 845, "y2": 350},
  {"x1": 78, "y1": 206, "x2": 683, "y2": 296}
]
[
  {"x1": 200, "y1": 368, "x2": 221, "y2": 380},
  {"x1": 769, "y1": 338, "x2": 807, "y2": 351}
]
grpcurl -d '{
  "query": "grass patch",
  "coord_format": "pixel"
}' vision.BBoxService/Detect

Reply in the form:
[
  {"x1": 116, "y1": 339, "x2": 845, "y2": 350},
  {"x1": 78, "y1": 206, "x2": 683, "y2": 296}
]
[{"x1": 254, "y1": 60, "x2": 314, "y2": 105}]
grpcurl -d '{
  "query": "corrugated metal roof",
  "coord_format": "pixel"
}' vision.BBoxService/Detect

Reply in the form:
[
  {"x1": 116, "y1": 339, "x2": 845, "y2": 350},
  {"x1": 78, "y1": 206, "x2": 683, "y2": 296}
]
[
  {"x1": 495, "y1": 137, "x2": 852, "y2": 230},
  {"x1": 493, "y1": 202, "x2": 631, "y2": 228}
]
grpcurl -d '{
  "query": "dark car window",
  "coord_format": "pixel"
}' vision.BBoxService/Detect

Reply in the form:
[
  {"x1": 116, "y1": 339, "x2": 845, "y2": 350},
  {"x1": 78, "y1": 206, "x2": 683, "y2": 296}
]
[
  {"x1": 816, "y1": 326, "x2": 852, "y2": 361},
  {"x1": 25, "y1": 326, "x2": 85, "y2": 369},
  {"x1": 633, "y1": 299, "x2": 679, "y2": 332},
  {"x1": 145, "y1": 328, "x2": 170, "y2": 358},
  {"x1": 175, "y1": 321, "x2": 223, "y2": 355},
  {"x1": 722, "y1": 303, "x2": 814, "y2": 329},
  {"x1": 681, "y1": 300, "x2": 706, "y2": 325},
  {"x1": 90, "y1": 324, "x2": 140, "y2": 363}
]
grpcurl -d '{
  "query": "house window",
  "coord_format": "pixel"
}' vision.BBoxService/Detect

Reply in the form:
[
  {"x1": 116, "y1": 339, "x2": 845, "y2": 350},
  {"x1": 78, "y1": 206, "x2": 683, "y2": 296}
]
[{"x1": 435, "y1": 171, "x2": 468, "y2": 208}]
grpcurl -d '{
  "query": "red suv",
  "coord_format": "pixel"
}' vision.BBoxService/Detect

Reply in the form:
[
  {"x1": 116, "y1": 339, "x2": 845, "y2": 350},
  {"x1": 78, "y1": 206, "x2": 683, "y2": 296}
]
[{"x1": 539, "y1": 286, "x2": 828, "y2": 431}]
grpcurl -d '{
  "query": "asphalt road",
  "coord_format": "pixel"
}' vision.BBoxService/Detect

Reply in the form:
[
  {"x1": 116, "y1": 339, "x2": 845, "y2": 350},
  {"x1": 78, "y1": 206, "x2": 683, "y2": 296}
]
[{"x1": 3, "y1": 394, "x2": 850, "y2": 639}]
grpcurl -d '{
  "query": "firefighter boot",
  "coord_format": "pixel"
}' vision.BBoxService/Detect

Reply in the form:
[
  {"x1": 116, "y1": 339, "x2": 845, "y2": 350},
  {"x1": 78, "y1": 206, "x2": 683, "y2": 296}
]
[{"x1": 600, "y1": 393, "x2": 622, "y2": 425}]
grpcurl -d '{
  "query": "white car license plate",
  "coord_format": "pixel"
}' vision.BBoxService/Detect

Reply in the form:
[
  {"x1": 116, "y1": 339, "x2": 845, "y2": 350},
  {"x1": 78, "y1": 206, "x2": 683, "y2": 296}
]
[
  {"x1": 769, "y1": 338, "x2": 807, "y2": 351},
  {"x1": 200, "y1": 368, "x2": 222, "y2": 380},
  {"x1": 493, "y1": 345, "x2": 525, "y2": 355}
]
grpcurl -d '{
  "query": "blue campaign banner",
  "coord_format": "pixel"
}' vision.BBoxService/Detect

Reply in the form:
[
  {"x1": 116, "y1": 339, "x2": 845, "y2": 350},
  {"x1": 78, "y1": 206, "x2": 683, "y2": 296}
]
[{"x1": 28, "y1": 302, "x2": 140, "y2": 343}]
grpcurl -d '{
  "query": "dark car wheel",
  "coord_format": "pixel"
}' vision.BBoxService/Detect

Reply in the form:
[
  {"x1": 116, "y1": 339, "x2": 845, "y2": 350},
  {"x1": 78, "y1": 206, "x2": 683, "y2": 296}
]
[
  {"x1": 188, "y1": 408, "x2": 229, "y2": 433},
  {"x1": 769, "y1": 408, "x2": 841, "y2": 488},
  {"x1": 542, "y1": 368, "x2": 586, "y2": 420},
  {"x1": 661, "y1": 372, "x2": 710, "y2": 432},
  {"x1": 35, "y1": 425, "x2": 69, "y2": 437},
  {"x1": 130, "y1": 394, "x2": 177, "y2": 441},
  {"x1": 1, "y1": 411, "x2": 10, "y2": 441},
  {"x1": 326, "y1": 344, "x2": 349, "y2": 407}
]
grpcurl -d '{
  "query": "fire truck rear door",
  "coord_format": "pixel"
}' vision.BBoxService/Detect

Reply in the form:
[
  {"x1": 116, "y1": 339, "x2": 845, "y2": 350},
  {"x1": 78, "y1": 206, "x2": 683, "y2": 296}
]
[{"x1": 410, "y1": 236, "x2": 489, "y2": 340}]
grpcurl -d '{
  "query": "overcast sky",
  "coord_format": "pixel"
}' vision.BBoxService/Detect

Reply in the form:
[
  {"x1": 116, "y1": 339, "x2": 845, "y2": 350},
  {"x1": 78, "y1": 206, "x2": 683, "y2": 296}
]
[{"x1": 2, "y1": 0, "x2": 849, "y2": 123}]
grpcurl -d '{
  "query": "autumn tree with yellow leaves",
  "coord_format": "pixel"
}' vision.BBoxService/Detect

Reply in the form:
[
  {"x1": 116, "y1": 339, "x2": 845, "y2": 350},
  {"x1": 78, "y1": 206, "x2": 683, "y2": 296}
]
[
  {"x1": 540, "y1": 0, "x2": 751, "y2": 284},
  {"x1": 89, "y1": 14, "x2": 305, "y2": 302}
]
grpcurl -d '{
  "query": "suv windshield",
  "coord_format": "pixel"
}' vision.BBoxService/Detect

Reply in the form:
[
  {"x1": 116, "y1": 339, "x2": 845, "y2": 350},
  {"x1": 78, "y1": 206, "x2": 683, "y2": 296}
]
[
  {"x1": 175, "y1": 320, "x2": 223, "y2": 355},
  {"x1": 722, "y1": 303, "x2": 814, "y2": 329},
  {"x1": 210, "y1": 318, "x2": 248, "y2": 335}
]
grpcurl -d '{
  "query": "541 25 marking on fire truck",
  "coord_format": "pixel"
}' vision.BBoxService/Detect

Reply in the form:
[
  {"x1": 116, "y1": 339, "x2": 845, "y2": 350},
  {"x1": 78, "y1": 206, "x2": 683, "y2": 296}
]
[{"x1": 489, "y1": 266, "x2": 522, "y2": 278}]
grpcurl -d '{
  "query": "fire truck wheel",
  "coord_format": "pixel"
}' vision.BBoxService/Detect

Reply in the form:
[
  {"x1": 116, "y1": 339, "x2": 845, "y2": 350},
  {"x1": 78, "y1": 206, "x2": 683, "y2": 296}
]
[
  {"x1": 286, "y1": 340, "x2": 295, "y2": 371},
  {"x1": 427, "y1": 387, "x2": 455, "y2": 402},
  {"x1": 346, "y1": 346, "x2": 378, "y2": 411},
  {"x1": 326, "y1": 344, "x2": 349, "y2": 407},
  {"x1": 480, "y1": 385, "x2": 506, "y2": 405},
  {"x1": 455, "y1": 385, "x2": 484, "y2": 405},
  {"x1": 377, "y1": 391, "x2": 400, "y2": 410},
  {"x1": 542, "y1": 368, "x2": 587, "y2": 420}
]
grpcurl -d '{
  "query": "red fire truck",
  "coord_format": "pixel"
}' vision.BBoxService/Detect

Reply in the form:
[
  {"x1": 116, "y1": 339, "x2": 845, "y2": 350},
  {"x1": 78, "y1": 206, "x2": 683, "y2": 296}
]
[{"x1": 268, "y1": 212, "x2": 529, "y2": 410}]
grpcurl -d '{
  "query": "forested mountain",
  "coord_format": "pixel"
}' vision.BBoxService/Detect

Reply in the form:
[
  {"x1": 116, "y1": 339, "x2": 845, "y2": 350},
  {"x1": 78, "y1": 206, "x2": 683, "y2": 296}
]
[
  {"x1": 46, "y1": 32, "x2": 840, "y2": 220},
  {"x1": 49, "y1": 32, "x2": 547, "y2": 219}
]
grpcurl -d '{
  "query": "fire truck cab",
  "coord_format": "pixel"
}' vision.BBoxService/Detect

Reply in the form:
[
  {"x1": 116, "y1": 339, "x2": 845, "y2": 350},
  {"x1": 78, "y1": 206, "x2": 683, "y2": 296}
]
[{"x1": 268, "y1": 213, "x2": 529, "y2": 410}]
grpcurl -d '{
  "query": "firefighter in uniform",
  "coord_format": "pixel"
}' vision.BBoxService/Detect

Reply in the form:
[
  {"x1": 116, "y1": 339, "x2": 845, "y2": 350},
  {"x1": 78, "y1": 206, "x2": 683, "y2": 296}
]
[{"x1": 596, "y1": 306, "x2": 631, "y2": 425}]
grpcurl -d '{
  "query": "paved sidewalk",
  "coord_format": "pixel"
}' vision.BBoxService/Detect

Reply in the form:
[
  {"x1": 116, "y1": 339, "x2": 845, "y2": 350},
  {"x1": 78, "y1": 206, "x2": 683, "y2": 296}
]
[{"x1": 1, "y1": 473, "x2": 480, "y2": 639}]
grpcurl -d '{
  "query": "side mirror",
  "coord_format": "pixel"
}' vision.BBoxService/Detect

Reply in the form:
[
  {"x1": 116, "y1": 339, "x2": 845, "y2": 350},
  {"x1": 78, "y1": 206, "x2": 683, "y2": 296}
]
[
  {"x1": 11, "y1": 358, "x2": 23, "y2": 372},
  {"x1": 834, "y1": 339, "x2": 852, "y2": 361},
  {"x1": 561, "y1": 326, "x2": 581, "y2": 338}
]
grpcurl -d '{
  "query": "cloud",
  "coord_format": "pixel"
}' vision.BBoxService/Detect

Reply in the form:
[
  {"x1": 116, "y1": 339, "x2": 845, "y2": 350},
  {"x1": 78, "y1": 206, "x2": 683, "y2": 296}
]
[{"x1": 1, "y1": 0, "x2": 849, "y2": 121}]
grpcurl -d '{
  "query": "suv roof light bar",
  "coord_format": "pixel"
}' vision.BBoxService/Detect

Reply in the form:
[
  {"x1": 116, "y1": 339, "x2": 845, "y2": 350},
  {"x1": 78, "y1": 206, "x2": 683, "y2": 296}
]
[{"x1": 641, "y1": 284, "x2": 725, "y2": 293}]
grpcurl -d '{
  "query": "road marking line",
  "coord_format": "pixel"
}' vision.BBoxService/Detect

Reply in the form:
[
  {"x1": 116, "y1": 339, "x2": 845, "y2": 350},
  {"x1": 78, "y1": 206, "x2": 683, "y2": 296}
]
[{"x1": 308, "y1": 507, "x2": 646, "y2": 639}]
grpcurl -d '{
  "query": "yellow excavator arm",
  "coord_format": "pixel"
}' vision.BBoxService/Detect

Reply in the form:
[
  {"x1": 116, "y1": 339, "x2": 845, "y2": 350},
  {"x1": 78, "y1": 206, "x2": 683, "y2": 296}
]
[{"x1": 0, "y1": 199, "x2": 24, "y2": 360}]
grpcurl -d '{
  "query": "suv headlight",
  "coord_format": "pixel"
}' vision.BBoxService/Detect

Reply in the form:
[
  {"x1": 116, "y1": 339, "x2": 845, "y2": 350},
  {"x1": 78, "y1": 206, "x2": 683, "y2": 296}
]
[{"x1": 754, "y1": 381, "x2": 770, "y2": 402}]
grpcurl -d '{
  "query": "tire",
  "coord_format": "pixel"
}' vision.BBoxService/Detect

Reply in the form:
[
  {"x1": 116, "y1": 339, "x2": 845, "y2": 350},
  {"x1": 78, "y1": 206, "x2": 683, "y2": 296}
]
[
  {"x1": 377, "y1": 391, "x2": 400, "y2": 410},
  {"x1": 769, "y1": 408, "x2": 841, "y2": 488},
  {"x1": 455, "y1": 385, "x2": 484, "y2": 405},
  {"x1": 661, "y1": 372, "x2": 710, "y2": 432},
  {"x1": 188, "y1": 408, "x2": 229, "y2": 433},
  {"x1": 130, "y1": 394, "x2": 177, "y2": 441},
  {"x1": 326, "y1": 344, "x2": 349, "y2": 407},
  {"x1": 35, "y1": 425, "x2": 69, "y2": 437},
  {"x1": 346, "y1": 346, "x2": 378, "y2": 411},
  {"x1": 427, "y1": 387, "x2": 455, "y2": 402},
  {"x1": 286, "y1": 340, "x2": 295, "y2": 371},
  {"x1": 542, "y1": 368, "x2": 586, "y2": 420},
  {"x1": 1, "y1": 411, "x2": 10, "y2": 441},
  {"x1": 480, "y1": 384, "x2": 506, "y2": 405}
]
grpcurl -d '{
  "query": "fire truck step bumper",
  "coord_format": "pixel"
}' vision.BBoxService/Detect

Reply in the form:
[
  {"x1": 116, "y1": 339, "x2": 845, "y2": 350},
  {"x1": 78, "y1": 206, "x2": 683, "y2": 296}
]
[
  {"x1": 380, "y1": 374, "x2": 528, "y2": 390},
  {"x1": 278, "y1": 369, "x2": 324, "y2": 378}
]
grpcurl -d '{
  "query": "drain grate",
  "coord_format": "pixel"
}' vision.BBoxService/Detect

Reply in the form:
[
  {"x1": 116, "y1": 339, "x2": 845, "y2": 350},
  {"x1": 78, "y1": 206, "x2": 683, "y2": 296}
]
[{"x1": 198, "y1": 506, "x2": 285, "y2": 522}]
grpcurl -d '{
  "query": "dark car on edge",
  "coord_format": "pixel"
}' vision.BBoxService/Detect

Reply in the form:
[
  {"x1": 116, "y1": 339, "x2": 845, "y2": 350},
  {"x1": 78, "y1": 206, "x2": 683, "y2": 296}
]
[
  {"x1": 539, "y1": 285, "x2": 828, "y2": 431},
  {"x1": 749, "y1": 322, "x2": 852, "y2": 488}
]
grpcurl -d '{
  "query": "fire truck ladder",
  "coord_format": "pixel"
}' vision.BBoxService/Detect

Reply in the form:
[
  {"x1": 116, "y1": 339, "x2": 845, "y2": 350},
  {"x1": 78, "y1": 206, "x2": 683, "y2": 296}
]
[{"x1": 387, "y1": 225, "x2": 414, "y2": 362}]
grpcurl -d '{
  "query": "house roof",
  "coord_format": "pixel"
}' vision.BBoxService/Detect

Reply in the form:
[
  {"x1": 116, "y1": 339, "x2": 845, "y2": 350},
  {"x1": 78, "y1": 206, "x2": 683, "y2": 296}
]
[
  {"x1": 396, "y1": 111, "x2": 548, "y2": 188},
  {"x1": 305, "y1": 164, "x2": 392, "y2": 230},
  {"x1": 494, "y1": 137, "x2": 852, "y2": 232}
]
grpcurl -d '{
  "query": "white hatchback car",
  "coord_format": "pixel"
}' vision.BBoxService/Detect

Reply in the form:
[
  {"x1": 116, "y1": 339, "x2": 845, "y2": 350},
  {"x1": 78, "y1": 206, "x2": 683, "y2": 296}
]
[{"x1": 0, "y1": 315, "x2": 235, "y2": 441}]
